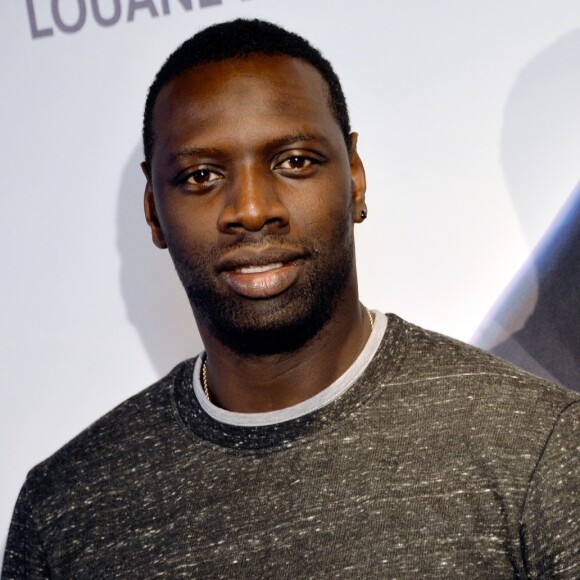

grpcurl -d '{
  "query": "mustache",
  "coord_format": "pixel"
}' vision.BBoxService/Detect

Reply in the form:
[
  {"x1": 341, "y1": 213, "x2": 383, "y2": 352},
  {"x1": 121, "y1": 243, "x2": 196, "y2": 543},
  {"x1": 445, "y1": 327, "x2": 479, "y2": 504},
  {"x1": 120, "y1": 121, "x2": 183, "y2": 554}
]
[
  {"x1": 221, "y1": 233, "x2": 319, "y2": 256},
  {"x1": 216, "y1": 234, "x2": 317, "y2": 272}
]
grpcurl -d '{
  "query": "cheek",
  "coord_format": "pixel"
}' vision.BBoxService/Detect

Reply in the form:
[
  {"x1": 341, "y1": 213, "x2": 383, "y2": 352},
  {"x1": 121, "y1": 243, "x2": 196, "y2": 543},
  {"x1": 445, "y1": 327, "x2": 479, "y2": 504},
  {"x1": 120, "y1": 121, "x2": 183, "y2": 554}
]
[
  {"x1": 158, "y1": 216, "x2": 210, "y2": 271},
  {"x1": 155, "y1": 194, "x2": 216, "y2": 249},
  {"x1": 287, "y1": 178, "x2": 352, "y2": 229},
  {"x1": 313, "y1": 198, "x2": 352, "y2": 229}
]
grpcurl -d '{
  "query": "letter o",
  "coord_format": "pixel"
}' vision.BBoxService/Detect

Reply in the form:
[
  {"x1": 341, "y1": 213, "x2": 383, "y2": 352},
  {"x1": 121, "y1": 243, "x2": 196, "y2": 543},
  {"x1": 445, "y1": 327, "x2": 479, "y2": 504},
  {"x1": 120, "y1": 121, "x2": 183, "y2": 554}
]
[{"x1": 51, "y1": 0, "x2": 87, "y2": 34}]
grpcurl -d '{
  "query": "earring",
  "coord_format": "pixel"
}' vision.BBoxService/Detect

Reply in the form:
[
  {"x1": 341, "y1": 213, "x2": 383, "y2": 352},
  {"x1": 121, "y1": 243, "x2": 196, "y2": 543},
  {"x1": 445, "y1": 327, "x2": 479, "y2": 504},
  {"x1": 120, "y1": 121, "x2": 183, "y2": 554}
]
[{"x1": 360, "y1": 209, "x2": 367, "y2": 220}]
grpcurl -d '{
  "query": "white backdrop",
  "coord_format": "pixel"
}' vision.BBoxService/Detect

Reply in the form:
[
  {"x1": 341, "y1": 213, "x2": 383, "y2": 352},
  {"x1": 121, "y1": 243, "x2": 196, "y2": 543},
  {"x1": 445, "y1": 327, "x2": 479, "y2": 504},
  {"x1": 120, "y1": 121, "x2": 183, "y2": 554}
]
[{"x1": 2, "y1": 0, "x2": 580, "y2": 553}]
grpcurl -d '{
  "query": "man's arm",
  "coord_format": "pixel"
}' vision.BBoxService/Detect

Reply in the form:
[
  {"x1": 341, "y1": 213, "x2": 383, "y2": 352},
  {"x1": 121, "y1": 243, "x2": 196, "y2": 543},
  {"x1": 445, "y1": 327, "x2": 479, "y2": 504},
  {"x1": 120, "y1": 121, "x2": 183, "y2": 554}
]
[
  {"x1": 2, "y1": 481, "x2": 51, "y2": 579},
  {"x1": 521, "y1": 400, "x2": 580, "y2": 578}
]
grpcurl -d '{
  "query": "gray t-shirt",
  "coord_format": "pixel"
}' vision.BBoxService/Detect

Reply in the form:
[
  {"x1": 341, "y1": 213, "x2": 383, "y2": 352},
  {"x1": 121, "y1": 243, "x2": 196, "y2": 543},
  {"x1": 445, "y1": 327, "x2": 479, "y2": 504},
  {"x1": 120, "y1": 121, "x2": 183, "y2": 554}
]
[{"x1": 3, "y1": 314, "x2": 580, "y2": 578}]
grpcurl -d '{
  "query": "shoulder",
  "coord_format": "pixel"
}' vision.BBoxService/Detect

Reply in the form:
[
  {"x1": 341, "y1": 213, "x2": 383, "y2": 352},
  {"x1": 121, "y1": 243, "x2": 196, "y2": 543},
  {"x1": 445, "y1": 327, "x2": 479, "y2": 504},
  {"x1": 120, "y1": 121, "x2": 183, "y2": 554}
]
[
  {"x1": 387, "y1": 312, "x2": 579, "y2": 406},
  {"x1": 380, "y1": 314, "x2": 580, "y2": 462},
  {"x1": 24, "y1": 358, "x2": 197, "y2": 501}
]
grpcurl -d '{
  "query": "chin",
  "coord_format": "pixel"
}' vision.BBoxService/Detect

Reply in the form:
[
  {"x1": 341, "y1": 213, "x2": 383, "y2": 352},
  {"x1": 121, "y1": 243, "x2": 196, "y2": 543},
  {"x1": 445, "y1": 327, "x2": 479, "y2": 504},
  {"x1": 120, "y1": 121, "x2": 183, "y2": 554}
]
[
  {"x1": 207, "y1": 296, "x2": 334, "y2": 356},
  {"x1": 189, "y1": 262, "x2": 352, "y2": 356}
]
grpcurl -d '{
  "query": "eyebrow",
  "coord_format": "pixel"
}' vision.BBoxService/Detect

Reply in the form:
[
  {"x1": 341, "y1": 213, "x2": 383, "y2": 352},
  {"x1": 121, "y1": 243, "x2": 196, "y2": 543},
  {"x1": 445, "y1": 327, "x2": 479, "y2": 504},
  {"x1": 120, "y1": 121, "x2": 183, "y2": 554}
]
[
  {"x1": 168, "y1": 147, "x2": 222, "y2": 163},
  {"x1": 167, "y1": 132, "x2": 332, "y2": 163},
  {"x1": 268, "y1": 132, "x2": 331, "y2": 149}
]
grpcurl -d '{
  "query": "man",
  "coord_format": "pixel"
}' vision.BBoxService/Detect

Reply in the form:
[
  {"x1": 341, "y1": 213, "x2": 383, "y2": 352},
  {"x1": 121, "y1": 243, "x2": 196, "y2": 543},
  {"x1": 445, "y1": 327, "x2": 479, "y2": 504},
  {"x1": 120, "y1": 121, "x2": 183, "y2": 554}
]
[{"x1": 3, "y1": 19, "x2": 579, "y2": 578}]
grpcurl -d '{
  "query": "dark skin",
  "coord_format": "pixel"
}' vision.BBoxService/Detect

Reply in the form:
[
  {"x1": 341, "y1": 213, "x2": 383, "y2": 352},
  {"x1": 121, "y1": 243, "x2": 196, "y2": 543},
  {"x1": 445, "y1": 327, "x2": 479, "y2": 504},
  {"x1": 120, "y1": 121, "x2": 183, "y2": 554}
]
[{"x1": 143, "y1": 54, "x2": 369, "y2": 413}]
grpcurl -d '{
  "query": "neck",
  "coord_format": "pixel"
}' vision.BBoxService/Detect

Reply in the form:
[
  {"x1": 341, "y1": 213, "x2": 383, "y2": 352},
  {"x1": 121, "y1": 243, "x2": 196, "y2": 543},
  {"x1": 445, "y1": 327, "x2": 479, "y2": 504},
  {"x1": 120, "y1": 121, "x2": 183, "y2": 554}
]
[{"x1": 196, "y1": 297, "x2": 373, "y2": 413}]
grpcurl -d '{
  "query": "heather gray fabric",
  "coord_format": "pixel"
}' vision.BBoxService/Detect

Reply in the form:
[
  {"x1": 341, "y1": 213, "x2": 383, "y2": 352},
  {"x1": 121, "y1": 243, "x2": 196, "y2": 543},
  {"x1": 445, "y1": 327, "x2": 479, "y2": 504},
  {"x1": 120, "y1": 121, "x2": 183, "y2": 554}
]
[{"x1": 3, "y1": 314, "x2": 580, "y2": 578}]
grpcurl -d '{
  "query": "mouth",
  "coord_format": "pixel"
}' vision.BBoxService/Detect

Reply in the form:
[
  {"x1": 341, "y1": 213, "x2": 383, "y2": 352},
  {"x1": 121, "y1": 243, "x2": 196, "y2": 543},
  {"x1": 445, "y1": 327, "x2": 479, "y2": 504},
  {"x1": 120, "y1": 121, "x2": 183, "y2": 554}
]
[{"x1": 217, "y1": 247, "x2": 307, "y2": 299}]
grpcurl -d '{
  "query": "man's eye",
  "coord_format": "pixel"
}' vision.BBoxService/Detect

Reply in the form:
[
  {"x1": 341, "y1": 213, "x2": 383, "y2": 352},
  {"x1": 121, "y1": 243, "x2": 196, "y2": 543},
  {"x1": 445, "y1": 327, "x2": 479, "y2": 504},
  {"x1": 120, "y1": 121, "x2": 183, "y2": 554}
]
[
  {"x1": 187, "y1": 169, "x2": 220, "y2": 184},
  {"x1": 278, "y1": 156, "x2": 312, "y2": 170}
]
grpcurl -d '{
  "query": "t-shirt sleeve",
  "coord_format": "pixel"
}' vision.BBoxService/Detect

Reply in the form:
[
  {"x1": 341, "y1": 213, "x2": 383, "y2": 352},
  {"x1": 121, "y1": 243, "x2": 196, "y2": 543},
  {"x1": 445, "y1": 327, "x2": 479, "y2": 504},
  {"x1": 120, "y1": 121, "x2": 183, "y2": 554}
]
[
  {"x1": 2, "y1": 481, "x2": 51, "y2": 579},
  {"x1": 522, "y1": 400, "x2": 580, "y2": 578}
]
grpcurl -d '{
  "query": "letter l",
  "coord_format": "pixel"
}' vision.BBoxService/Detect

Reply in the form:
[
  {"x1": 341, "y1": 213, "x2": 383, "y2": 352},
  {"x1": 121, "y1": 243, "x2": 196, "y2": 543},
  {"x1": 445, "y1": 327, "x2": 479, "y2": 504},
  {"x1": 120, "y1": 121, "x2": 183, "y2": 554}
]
[{"x1": 26, "y1": 0, "x2": 54, "y2": 39}]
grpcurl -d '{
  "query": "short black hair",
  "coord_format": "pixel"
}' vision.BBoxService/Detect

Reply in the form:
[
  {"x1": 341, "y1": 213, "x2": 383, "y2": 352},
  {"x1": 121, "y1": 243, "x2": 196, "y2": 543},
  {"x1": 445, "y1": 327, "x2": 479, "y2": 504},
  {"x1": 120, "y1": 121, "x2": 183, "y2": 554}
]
[{"x1": 142, "y1": 19, "x2": 351, "y2": 167}]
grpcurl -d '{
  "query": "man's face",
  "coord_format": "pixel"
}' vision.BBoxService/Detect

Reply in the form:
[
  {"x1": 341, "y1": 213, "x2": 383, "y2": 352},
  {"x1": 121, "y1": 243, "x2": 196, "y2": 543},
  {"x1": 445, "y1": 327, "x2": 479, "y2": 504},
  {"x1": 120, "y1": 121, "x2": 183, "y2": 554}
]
[{"x1": 145, "y1": 55, "x2": 366, "y2": 355}]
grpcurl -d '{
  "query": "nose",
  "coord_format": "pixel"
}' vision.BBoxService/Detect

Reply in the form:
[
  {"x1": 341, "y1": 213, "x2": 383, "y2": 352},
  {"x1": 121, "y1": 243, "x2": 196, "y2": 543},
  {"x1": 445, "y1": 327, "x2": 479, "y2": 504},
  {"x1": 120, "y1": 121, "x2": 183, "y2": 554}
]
[{"x1": 217, "y1": 164, "x2": 290, "y2": 234}]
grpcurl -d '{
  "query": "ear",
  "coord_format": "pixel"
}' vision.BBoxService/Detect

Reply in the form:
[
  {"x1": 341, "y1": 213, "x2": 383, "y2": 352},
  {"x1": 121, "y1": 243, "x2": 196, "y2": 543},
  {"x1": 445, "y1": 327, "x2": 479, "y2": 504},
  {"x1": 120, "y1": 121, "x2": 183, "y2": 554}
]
[
  {"x1": 141, "y1": 162, "x2": 167, "y2": 249},
  {"x1": 348, "y1": 133, "x2": 367, "y2": 223}
]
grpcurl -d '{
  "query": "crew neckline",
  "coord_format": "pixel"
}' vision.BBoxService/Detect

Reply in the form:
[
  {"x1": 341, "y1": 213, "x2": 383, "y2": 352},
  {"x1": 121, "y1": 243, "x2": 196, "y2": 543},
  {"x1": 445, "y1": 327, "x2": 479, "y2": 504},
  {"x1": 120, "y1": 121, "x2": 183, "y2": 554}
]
[
  {"x1": 192, "y1": 311, "x2": 387, "y2": 426},
  {"x1": 171, "y1": 312, "x2": 408, "y2": 452}
]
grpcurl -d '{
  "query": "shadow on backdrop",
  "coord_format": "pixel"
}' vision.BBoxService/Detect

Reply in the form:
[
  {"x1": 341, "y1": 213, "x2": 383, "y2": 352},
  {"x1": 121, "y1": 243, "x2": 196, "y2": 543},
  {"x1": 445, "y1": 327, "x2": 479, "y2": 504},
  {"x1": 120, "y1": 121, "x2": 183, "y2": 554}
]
[
  {"x1": 473, "y1": 30, "x2": 580, "y2": 391},
  {"x1": 117, "y1": 145, "x2": 203, "y2": 378}
]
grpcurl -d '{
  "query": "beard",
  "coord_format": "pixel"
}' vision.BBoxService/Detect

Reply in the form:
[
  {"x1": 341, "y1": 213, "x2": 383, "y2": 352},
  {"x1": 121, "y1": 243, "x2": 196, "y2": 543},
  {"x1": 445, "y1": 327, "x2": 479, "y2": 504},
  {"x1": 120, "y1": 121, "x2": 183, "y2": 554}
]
[{"x1": 166, "y1": 215, "x2": 355, "y2": 357}]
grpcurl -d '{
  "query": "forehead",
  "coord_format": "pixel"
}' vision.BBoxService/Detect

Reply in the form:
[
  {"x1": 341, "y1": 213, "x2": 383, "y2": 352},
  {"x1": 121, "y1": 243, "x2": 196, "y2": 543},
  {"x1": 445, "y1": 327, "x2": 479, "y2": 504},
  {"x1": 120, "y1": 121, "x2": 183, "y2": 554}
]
[{"x1": 151, "y1": 55, "x2": 342, "y2": 161}]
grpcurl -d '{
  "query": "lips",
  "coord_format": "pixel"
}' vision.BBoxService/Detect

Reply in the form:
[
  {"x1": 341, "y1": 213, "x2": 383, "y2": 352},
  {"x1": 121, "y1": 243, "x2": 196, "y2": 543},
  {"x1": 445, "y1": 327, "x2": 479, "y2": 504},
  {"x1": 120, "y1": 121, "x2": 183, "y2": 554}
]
[{"x1": 217, "y1": 246, "x2": 307, "y2": 299}]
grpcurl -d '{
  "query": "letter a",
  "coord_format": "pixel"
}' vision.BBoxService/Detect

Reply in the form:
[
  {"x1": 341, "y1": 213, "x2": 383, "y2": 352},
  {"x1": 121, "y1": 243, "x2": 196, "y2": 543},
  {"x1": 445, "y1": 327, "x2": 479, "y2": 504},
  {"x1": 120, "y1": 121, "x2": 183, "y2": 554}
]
[{"x1": 128, "y1": 0, "x2": 159, "y2": 21}]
